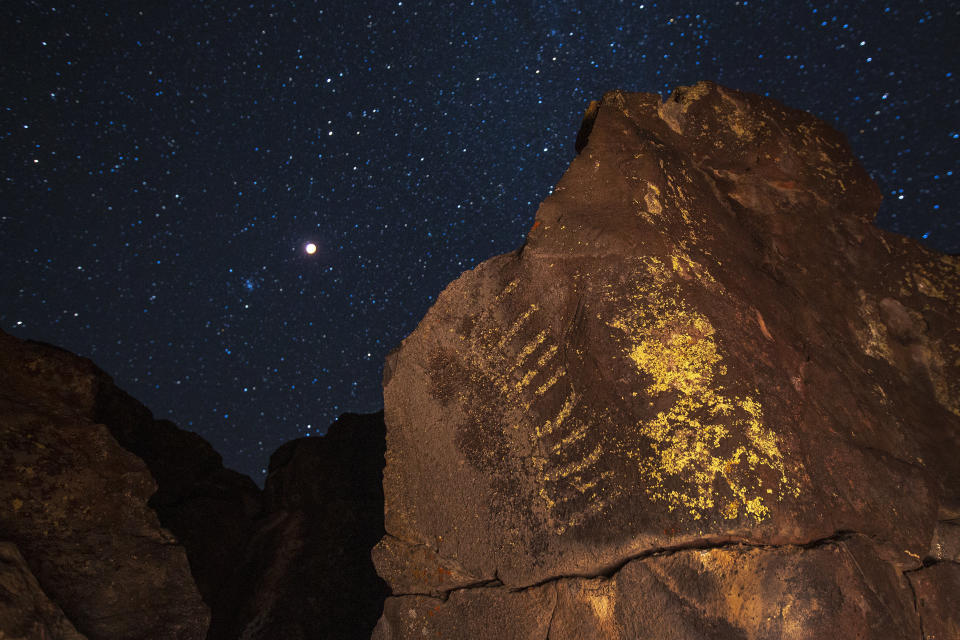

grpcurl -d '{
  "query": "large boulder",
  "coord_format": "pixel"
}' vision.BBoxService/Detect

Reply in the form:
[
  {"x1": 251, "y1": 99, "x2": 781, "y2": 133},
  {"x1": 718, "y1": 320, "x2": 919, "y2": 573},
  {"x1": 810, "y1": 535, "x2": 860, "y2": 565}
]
[
  {"x1": 91, "y1": 378, "x2": 262, "y2": 634},
  {"x1": 373, "y1": 82, "x2": 960, "y2": 637},
  {"x1": 0, "y1": 327, "x2": 391, "y2": 639},
  {"x1": 377, "y1": 534, "x2": 919, "y2": 639}
]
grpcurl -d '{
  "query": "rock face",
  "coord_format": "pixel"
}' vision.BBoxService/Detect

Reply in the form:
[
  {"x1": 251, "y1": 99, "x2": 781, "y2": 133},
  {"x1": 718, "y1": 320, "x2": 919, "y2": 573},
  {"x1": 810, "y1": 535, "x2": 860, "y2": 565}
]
[
  {"x1": 0, "y1": 541, "x2": 86, "y2": 640},
  {"x1": 373, "y1": 82, "x2": 960, "y2": 637},
  {"x1": 220, "y1": 412, "x2": 389, "y2": 640},
  {"x1": 0, "y1": 331, "x2": 211, "y2": 640}
]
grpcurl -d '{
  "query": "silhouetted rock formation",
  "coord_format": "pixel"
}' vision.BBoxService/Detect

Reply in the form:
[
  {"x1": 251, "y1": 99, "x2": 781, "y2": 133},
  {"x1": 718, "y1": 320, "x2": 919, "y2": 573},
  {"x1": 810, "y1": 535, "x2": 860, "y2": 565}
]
[
  {"x1": 0, "y1": 329, "x2": 388, "y2": 639},
  {"x1": 220, "y1": 412, "x2": 389, "y2": 639},
  {"x1": 89, "y1": 364, "x2": 262, "y2": 635},
  {"x1": 373, "y1": 82, "x2": 960, "y2": 638}
]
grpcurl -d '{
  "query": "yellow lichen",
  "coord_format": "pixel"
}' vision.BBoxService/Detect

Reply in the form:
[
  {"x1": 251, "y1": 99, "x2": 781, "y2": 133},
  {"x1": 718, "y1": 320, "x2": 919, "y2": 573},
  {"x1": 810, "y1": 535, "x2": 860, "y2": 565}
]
[
  {"x1": 607, "y1": 258, "x2": 799, "y2": 522},
  {"x1": 444, "y1": 254, "x2": 804, "y2": 535},
  {"x1": 644, "y1": 183, "x2": 662, "y2": 216},
  {"x1": 855, "y1": 291, "x2": 895, "y2": 365}
]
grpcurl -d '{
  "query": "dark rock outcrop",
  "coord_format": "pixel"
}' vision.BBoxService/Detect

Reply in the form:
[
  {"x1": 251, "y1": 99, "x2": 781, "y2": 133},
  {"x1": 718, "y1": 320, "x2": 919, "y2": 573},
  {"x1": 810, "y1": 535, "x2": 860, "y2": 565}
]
[
  {"x1": 0, "y1": 331, "x2": 211, "y2": 640},
  {"x1": 219, "y1": 412, "x2": 389, "y2": 640},
  {"x1": 373, "y1": 82, "x2": 960, "y2": 637},
  {"x1": 2, "y1": 80, "x2": 956, "y2": 639},
  {"x1": 0, "y1": 328, "x2": 389, "y2": 639},
  {"x1": 907, "y1": 560, "x2": 960, "y2": 640}
]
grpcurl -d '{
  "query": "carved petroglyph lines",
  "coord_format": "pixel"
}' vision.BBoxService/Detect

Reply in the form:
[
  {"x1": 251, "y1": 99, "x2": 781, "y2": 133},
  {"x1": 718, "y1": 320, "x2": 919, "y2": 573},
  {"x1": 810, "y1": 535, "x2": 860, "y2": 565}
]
[
  {"x1": 497, "y1": 303, "x2": 540, "y2": 350},
  {"x1": 535, "y1": 369, "x2": 565, "y2": 396},
  {"x1": 563, "y1": 485, "x2": 621, "y2": 531},
  {"x1": 453, "y1": 277, "x2": 620, "y2": 535},
  {"x1": 536, "y1": 344, "x2": 559, "y2": 368},
  {"x1": 529, "y1": 389, "x2": 619, "y2": 534},
  {"x1": 514, "y1": 368, "x2": 540, "y2": 394},
  {"x1": 543, "y1": 443, "x2": 603, "y2": 483},
  {"x1": 536, "y1": 392, "x2": 578, "y2": 439},
  {"x1": 495, "y1": 278, "x2": 519, "y2": 302},
  {"x1": 551, "y1": 419, "x2": 590, "y2": 454},
  {"x1": 571, "y1": 470, "x2": 614, "y2": 495},
  {"x1": 515, "y1": 330, "x2": 548, "y2": 369}
]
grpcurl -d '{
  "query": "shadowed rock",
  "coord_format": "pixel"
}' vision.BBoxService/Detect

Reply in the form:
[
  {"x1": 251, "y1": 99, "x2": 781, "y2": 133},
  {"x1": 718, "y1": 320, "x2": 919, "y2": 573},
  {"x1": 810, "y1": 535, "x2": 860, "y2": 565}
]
[
  {"x1": 373, "y1": 82, "x2": 960, "y2": 637},
  {"x1": 0, "y1": 330, "x2": 210, "y2": 640},
  {"x1": 907, "y1": 561, "x2": 960, "y2": 640},
  {"x1": 0, "y1": 329, "x2": 389, "y2": 639},
  {"x1": 0, "y1": 541, "x2": 86, "y2": 640},
  {"x1": 220, "y1": 412, "x2": 389, "y2": 640},
  {"x1": 91, "y1": 382, "x2": 262, "y2": 634}
]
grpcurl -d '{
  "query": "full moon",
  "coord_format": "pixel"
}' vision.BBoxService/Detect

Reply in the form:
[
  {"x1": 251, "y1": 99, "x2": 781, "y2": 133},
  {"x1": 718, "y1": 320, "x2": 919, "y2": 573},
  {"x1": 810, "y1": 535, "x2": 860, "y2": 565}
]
[{"x1": 304, "y1": 242, "x2": 317, "y2": 255}]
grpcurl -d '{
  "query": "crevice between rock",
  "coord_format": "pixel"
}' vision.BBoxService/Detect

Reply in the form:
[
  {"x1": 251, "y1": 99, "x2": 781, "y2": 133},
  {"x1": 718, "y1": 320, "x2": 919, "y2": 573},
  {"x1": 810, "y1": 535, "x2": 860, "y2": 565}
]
[
  {"x1": 506, "y1": 530, "x2": 860, "y2": 594},
  {"x1": 543, "y1": 584, "x2": 559, "y2": 640},
  {"x1": 387, "y1": 529, "x2": 866, "y2": 602},
  {"x1": 902, "y1": 566, "x2": 926, "y2": 640}
]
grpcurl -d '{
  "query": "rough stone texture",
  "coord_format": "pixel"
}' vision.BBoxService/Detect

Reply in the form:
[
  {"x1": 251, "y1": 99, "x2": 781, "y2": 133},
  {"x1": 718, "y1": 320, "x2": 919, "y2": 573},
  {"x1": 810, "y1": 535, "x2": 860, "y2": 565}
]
[
  {"x1": 0, "y1": 541, "x2": 86, "y2": 640},
  {"x1": 0, "y1": 326, "x2": 263, "y2": 632},
  {"x1": 222, "y1": 412, "x2": 389, "y2": 640},
  {"x1": 928, "y1": 518, "x2": 960, "y2": 563},
  {"x1": 553, "y1": 534, "x2": 919, "y2": 640},
  {"x1": 375, "y1": 82, "x2": 960, "y2": 635},
  {"x1": 0, "y1": 327, "x2": 393, "y2": 639},
  {"x1": 0, "y1": 330, "x2": 210, "y2": 639},
  {"x1": 908, "y1": 561, "x2": 960, "y2": 640},
  {"x1": 373, "y1": 581, "x2": 555, "y2": 640},
  {"x1": 376, "y1": 535, "x2": 921, "y2": 640}
]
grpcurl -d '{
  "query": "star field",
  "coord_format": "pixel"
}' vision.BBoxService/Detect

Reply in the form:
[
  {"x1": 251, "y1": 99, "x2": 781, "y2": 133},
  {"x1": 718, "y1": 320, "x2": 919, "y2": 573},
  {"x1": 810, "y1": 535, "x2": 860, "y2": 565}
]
[{"x1": 2, "y1": 1, "x2": 957, "y2": 483}]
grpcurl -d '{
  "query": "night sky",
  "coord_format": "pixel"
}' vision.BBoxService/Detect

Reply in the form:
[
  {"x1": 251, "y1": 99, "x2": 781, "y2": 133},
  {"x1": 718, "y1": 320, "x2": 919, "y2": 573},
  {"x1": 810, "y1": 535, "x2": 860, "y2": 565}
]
[{"x1": 3, "y1": 1, "x2": 957, "y2": 484}]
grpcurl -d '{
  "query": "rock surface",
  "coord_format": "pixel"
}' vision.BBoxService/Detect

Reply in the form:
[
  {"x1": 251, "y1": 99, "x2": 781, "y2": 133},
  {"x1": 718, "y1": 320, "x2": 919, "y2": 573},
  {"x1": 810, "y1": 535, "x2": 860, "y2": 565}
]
[
  {"x1": 374, "y1": 81, "x2": 960, "y2": 636},
  {"x1": 375, "y1": 534, "x2": 920, "y2": 640},
  {"x1": 0, "y1": 331, "x2": 210, "y2": 640},
  {"x1": 907, "y1": 561, "x2": 960, "y2": 640},
  {"x1": 0, "y1": 541, "x2": 86, "y2": 640}
]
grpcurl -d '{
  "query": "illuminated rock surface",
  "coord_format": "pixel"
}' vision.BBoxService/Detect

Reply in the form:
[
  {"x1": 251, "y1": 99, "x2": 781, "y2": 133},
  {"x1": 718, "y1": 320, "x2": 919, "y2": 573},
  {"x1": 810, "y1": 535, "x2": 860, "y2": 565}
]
[{"x1": 373, "y1": 82, "x2": 960, "y2": 638}]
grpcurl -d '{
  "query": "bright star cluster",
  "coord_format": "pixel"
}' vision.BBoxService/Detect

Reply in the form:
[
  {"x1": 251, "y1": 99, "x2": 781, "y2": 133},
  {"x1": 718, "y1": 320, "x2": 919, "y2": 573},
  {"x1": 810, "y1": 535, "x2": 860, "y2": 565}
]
[{"x1": 1, "y1": 1, "x2": 956, "y2": 483}]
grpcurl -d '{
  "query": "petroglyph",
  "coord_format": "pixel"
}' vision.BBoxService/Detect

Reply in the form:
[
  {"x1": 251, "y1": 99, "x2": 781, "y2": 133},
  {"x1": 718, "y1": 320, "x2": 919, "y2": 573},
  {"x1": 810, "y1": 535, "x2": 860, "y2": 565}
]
[
  {"x1": 437, "y1": 255, "x2": 800, "y2": 536},
  {"x1": 444, "y1": 277, "x2": 620, "y2": 535}
]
